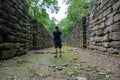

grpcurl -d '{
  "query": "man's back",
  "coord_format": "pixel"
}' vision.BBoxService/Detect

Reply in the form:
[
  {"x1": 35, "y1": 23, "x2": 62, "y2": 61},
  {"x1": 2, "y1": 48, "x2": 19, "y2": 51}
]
[{"x1": 53, "y1": 31, "x2": 62, "y2": 42}]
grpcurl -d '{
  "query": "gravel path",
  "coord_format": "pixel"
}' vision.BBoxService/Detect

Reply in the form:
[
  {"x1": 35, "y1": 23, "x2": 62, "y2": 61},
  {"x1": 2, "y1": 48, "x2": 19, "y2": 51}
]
[{"x1": 0, "y1": 47, "x2": 120, "y2": 80}]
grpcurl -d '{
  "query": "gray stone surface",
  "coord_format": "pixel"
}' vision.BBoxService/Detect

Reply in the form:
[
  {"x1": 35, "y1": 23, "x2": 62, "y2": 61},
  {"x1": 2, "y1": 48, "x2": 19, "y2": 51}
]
[
  {"x1": 0, "y1": 0, "x2": 53, "y2": 60},
  {"x1": 88, "y1": 0, "x2": 120, "y2": 54},
  {"x1": 67, "y1": 0, "x2": 120, "y2": 54}
]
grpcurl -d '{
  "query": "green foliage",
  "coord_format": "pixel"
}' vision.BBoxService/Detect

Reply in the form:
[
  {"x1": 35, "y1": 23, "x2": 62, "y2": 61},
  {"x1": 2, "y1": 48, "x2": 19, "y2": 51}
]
[
  {"x1": 27, "y1": 0, "x2": 59, "y2": 28},
  {"x1": 45, "y1": 19, "x2": 56, "y2": 34},
  {"x1": 59, "y1": 0, "x2": 90, "y2": 40}
]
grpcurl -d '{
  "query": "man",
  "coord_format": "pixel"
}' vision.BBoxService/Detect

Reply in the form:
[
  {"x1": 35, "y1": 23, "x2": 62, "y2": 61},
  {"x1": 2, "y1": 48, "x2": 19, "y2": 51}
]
[{"x1": 53, "y1": 26, "x2": 62, "y2": 57}]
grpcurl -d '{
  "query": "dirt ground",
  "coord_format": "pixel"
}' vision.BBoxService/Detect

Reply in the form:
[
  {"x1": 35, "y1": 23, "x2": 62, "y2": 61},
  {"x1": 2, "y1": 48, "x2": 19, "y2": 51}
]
[{"x1": 0, "y1": 46, "x2": 120, "y2": 80}]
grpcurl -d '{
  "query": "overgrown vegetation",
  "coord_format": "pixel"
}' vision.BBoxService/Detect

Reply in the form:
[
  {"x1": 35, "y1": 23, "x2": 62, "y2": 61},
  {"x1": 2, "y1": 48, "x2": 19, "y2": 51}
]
[
  {"x1": 59, "y1": 0, "x2": 90, "y2": 40},
  {"x1": 27, "y1": 0, "x2": 90, "y2": 40},
  {"x1": 27, "y1": 0, "x2": 59, "y2": 33}
]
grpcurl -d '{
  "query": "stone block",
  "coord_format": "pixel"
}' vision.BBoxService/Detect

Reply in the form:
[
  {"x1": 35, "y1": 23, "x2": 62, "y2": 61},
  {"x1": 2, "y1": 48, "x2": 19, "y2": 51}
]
[
  {"x1": 104, "y1": 22, "x2": 120, "y2": 34},
  {"x1": 110, "y1": 41, "x2": 120, "y2": 48},
  {"x1": 102, "y1": 42, "x2": 110, "y2": 48},
  {"x1": 109, "y1": 32, "x2": 120, "y2": 40},
  {"x1": 92, "y1": 25, "x2": 99, "y2": 30},
  {"x1": 0, "y1": 9, "x2": 8, "y2": 19},
  {"x1": 102, "y1": 34, "x2": 109, "y2": 41},
  {"x1": 113, "y1": 13, "x2": 120, "y2": 22},
  {"x1": 8, "y1": 15, "x2": 18, "y2": 22},
  {"x1": 112, "y1": 1, "x2": 120, "y2": 10},
  {"x1": 103, "y1": 7, "x2": 111, "y2": 17},
  {"x1": 0, "y1": 18, "x2": 7, "y2": 23},
  {"x1": 0, "y1": 35, "x2": 3, "y2": 43},
  {"x1": 0, "y1": 43, "x2": 16, "y2": 50},
  {"x1": 96, "y1": 29, "x2": 104, "y2": 36},
  {"x1": 1, "y1": 49, "x2": 16, "y2": 59},
  {"x1": 16, "y1": 47, "x2": 26, "y2": 56},
  {"x1": 105, "y1": 17, "x2": 113, "y2": 26},
  {"x1": 107, "y1": 48, "x2": 118, "y2": 54},
  {"x1": 111, "y1": 22, "x2": 120, "y2": 32},
  {"x1": 96, "y1": 42, "x2": 102, "y2": 46},
  {"x1": 99, "y1": 22, "x2": 105, "y2": 28},
  {"x1": 0, "y1": 26, "x2": 13, "y2": 35}
]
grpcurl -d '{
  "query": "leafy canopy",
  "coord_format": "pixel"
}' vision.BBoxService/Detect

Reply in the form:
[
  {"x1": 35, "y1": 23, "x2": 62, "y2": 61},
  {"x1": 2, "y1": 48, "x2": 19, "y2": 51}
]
[
  {"x1": 59, "y1": 0, "x2": 90, "y2": 40},
  {"x1": 27, "y1": 0, "x2": 59, "y2": 29}
]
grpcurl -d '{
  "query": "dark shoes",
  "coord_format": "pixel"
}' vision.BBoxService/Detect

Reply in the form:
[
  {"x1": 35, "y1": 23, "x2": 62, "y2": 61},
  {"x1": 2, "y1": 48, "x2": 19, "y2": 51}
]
[
  {"x1": 54, "y1": 55, "x2": 62, "y2": 58},
  {"x1": 54, "y1": 55, "x2": 57, "y2": 58}
]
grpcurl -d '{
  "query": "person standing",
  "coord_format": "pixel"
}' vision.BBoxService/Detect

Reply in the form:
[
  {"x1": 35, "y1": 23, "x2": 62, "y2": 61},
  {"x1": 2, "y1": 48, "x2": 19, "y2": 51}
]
[{"x1": 53, "y1": 26, "x2": 62, "y2": 57}]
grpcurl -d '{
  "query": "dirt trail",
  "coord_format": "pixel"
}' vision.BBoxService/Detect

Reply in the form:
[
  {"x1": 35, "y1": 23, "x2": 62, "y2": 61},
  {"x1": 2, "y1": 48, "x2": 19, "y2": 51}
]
[{"x1": 0, "y1": 46, "x2": 120, "y2": 80}]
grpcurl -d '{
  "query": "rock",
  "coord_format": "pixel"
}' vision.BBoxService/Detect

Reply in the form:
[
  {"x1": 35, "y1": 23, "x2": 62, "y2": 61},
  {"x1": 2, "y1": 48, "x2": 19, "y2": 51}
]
[
  {"x1": 49, "y1": 65, "x2": 56, "y2": 68},
  {"x1": 112, "y1": 1, "x2": 120, "y2": 10},
  {"x1": 86, "y1": 69, "x2": 93, "y2": 71},
  {"x1": 106, "y1": 75, "x2": 110, "y2": 80},
  {"x1": 80, "y1": 60, "x2": 86, "y2": 63},
  {"x1": 0, "y1": 35, "x2": 3, "y2": 43},
  {"x1": 98, "y1": 72, "x2": 106, "y2": 75},
  {"x1": 67, "y1": 72, "x2": 74, "y2": 76},
  {"x1": 110, "y1": 41, "x2": 120, "y2": 48},
  {"x1": 56, "y1": 66, "x2": 63, "y2": 71},
  {"x1": 74, "y1": 64, "x2": 80, "y2": 67},
  {"x1": 106, "y1": 17, "x2": 113, "y2": 26},
  {"x1": 79, "y1": 67, "x2": 84, "y2": 70},
  {"x1": 78, "y1": 77, "x2": 87, "y2": 80},
  {"x1": 102, "y1": 42, "x2": 109, "y2": 48},
  {"x1": 62, "y1": 63, "x2": 69, "y2": 67},
  {"x1": 109, "y1": 32, "x2": 120, "y2": 41},
  {"x1": 73, "y1": 57, "x2": 77, "y2": 60}
]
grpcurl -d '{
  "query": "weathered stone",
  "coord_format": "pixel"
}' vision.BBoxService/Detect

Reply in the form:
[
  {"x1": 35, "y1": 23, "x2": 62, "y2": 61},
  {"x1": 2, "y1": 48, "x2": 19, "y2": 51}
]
[
  {"x1": 0, "y1": 35, "x2": 3, "y2": 43},
  {"x1": 110, "y1": 41, "x2": 120, "y2": 48},
  {"x1": 88, "y1": 0, "x2": 120, "y2": 54},
  {"x1": 105, "y1": 17, "x2": 113, "y2": 26},
  {"x1": 102, "y1": 42, "x2": 110, "y2": 48},
  {"x1": 104, "y1": 22, "x2": 120, "y2": 34},
  {"x1": 66, "y1": 17, "x2": 87, "y2": 48},
  {"x1": 1, "y1": 49, "x2": 16, "y2": 59},
  {"x1": 0, "y1": 0, "x2": 53, "y2": 60},
  {"x1": 0, "y1": 43, "x2": 16, "y2": 50},
  {"x1": 112, "y1": 1, "x2": 120, "y2": 10},
  {"x1": 113, "y1": 13, "x2": 120, "y2": 22},
  {"x1": 102, "y1": 34, "x2": 109, "y2": 41},
  {"x1": 107, "y1": 48, "x2": 118, "y2": 54},
  {"x1": 96, "y1": 29, "x2": 104, "y2": 36},
  {"x1": 109, "y1": 32, "x2": 120, "y2": 40},
  {"x1": 103, "y1": 7, "x2": 111, "y2": 17},
  {"x1": 99, "y1": 22, "x2": 105, "y2": 29},
  {"x1": 93, "y1": 25, "x2": 99, "y2": 30}
]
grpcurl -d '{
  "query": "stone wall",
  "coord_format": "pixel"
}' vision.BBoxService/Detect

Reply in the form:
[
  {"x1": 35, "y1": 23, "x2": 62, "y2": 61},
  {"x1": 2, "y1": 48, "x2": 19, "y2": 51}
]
[
  {"x1": 0, "y1": 0, "x2": 53, "y2": 60},
  {"x1": 66, "y1": 0, "x2": 120, "y2": 54},
  {"x1": 32, "y1": 19, "x2": 53, "y2": 50},
  {"x1": 88, "y1": 0, "x2": 120, "y2": 54},
  {"x1": 66, "y1": 17, "x2": 87, "y2": 48}
]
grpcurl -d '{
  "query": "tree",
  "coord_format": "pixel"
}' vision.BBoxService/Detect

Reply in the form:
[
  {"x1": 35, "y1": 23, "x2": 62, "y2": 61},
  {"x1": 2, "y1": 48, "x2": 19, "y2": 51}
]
[
  {"x1": 59, "y1": 0, "x2": 90, "y2": 40},
  {"x1": 27, "y1": 0, "x2": 59, "y2": 27}
]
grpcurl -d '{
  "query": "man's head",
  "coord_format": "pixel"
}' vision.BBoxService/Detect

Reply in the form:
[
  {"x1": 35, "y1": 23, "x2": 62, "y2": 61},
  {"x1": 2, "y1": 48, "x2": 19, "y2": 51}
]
[
  {"x1": 55, "y1": 26, "x2": 59, "y2": 32},
  {"x1": 55, "y1": 26, "x2": 59, "y2": 30}
]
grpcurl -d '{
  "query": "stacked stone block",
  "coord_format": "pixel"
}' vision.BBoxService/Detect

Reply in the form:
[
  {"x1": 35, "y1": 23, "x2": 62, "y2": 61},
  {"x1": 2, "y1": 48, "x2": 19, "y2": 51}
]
[
  {"x1": 0, "y1": 0, "x2": 53, "y2": 60},
  {"x1": 32, "y1": 19, "x2": 53, "y2": 50},
  {"x1": 0, "y1": 0, "x2": 30, "y2": 59},
  {"x1": 66, "y1": 17, "x2": 87, "y2": 48},
  {"x1": 88, "y1": 0, "x2": 120, "y2": 54}
]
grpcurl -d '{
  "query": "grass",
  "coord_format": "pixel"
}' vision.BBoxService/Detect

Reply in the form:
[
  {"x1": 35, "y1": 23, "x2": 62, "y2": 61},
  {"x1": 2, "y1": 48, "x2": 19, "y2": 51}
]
[
  {"x1": 50, "y1": 46, "x2": 73, "y2": 53},
  {"x1": 0, "y1": 46, "x2": 117, "y2": 80}
]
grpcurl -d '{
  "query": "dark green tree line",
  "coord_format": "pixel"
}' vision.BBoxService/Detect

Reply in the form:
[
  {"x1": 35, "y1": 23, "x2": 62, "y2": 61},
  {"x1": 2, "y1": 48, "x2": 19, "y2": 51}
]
[
  {"x1": 27, "y1": 0, "x2": 59, "y2": 32},
  {"x1": 59, "y1": 0, "x2": 90, "y2": 40}
]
